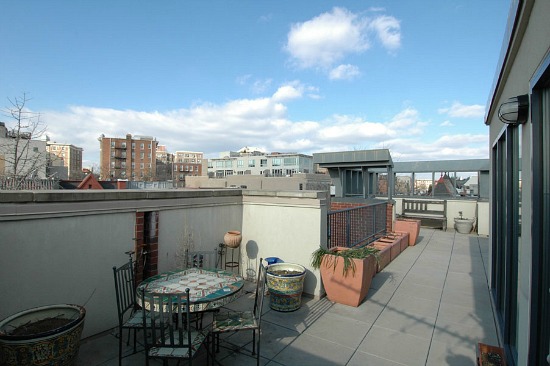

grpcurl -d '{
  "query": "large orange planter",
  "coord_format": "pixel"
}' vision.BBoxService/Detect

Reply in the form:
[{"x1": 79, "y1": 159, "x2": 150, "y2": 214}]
[
  {"x1": 320, "y1": 247, "x2": 377, "y2": 307},
  {"x1": 394, "y1": 219, "x2": 421, "y2": 245}
]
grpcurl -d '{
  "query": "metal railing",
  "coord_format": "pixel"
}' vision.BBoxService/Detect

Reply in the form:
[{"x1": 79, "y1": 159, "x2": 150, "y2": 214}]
[{"x1": 328, "y1": 202, "x2": 388, "y2": 249}]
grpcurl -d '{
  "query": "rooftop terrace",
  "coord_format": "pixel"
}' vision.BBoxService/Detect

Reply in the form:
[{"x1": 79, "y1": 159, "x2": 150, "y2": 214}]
[{"x1": 77, "y1": 228, "x2": 496, "y2": 366}]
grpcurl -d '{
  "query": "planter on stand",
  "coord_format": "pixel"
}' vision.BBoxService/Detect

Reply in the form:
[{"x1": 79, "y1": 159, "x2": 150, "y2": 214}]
[
  {"x1": 394, "y1": 218, "x2": 421, "y2": 245},
  {"x1": 0, "y1": 304, "x2": 86, "y2": 366},
  {"x1": 266, "y1": 263, "x2": 306, "y2": 312}
]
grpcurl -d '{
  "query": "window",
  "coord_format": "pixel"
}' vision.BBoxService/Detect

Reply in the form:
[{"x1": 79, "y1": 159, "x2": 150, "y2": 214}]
[
  {"x1": 216, "y1": 161, "x2": 224, "y2": 168},
  {"x1": 140, "y1": 152, "x2": 144, "y2": 159},
  {"x1": 237, "y1": 160, "x2": 244, "y2": 168},
  {"x1": 248, "y1": 160, "x2": 255, "y2": 167},
  {"x1": 148, "y1": 144, "x2": 151, "y2": 149},
  {"x1": 111, "y1": 162, "x2": 115, "y2": 168},
  {"x1": 260, "y1": 159, "x2": 267, "y2": 167},
  {"x1": 140, "y1": 163, "x2": 144, "y2": 169},
  {"x1": 132, "y1": 142, "x2": 135, "y2": 149},
  {"x1": 284, "y1": 157, "x2": 297, "y2": 166},
  {"x1": 131, "y1": 162, "x2": 135, "y2": 169},
  {"x1": 121, "y1": 142, "x2": 126, "y2": 148},
  {"x1": 174, "y1": 165, "x2": 178, "y2": 171},
  {"x1": 491, "y1": 125, "x2": 520, "y2": 362},
  {"x1": 272, "y1": 158, "x2": 282, "y2": 166},
  {"x1": 111, "y1": 141, "x2": 115, "y2": 148},
  {"x1": 189, "y1": 166, "x2": 193, "y2": 172},
  {"x1": 225, "y1": 160, "x2": 232, "y2": 168},
  {"x1": 121, "y1": 162, "x2": 126, "y2": 168},
  {"x1": 140, "y1": 143, "x2": 144, "y2": 149},
  {"x1": 111, "y1": 151, "x2": 115, "y2": 157}
]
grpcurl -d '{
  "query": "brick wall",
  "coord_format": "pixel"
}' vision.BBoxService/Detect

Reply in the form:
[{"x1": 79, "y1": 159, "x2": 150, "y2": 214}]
[{"x1": 134, "y1": 211, "x2": 159, "y2": 285}]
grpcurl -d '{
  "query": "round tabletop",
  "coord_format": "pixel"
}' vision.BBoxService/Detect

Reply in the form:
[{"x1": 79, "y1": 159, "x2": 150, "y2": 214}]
[{"x1": 138, "y1": 267, "x2": 244, "y2": 312}]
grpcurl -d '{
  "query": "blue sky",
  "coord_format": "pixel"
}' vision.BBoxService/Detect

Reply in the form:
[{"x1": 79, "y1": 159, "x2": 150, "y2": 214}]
[{"x1": 1, "y1": 1, "x2": 510, "y2": 167}]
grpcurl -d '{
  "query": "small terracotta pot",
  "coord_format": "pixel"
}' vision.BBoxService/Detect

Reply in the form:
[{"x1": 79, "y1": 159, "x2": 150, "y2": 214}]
[{"x1": 223, "y1": 231, "x2": 242, "y2": 248}]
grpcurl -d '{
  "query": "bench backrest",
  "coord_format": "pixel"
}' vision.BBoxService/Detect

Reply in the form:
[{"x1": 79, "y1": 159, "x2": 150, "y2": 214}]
[{"x1": 402, "y1": 199, "x2": 446, "y2": 216}]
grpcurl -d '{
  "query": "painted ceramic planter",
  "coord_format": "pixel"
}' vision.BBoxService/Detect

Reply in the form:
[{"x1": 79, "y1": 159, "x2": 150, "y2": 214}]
[
  {"x1": 0, "y1": 304, "x2": 86, "y2": 366},
  {"x1": 454, "y1": 218, "x2": 475, "y2": 234},
  {"x1": 395, "y1": 218, "x2": 421, "y2": 245},
  {"x1": 320, "y1": 247, "x2": 377, "y2": 307},
  {"x1": 223, "y1": 230, "x2": 242, "y2": 248},
  {"x1": 266, "y1": 263, "x2": 306, "y2": 312}
]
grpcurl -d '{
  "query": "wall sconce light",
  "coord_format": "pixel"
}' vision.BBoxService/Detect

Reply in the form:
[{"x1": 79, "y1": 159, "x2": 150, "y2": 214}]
[{"x1": 498, "y1": 94, "x2": 529, "y2": 124}]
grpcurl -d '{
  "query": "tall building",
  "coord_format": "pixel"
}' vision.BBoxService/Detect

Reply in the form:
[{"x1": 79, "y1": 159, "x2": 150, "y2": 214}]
[
  {"x1": 173, "y1": 150, "x2": 203, "y2": 188},
  {"x1": 207, "y1": 147, "x2": 313, "y2": 178},
  {"x1": 46, "y1": 142, "x2": 83, "y2": 180},
  {"x1": 98, "y1": 134, "x2": 158, "y2": 181},
  {"x1": 155, "y1": 145, "x2": 174, "y2": 182}
]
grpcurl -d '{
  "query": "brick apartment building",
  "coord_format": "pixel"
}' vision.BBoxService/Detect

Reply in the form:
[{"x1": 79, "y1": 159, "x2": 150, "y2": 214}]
[
  {"x1": 173, "y1": 150, "x2": 203, "y2": 187},
  {"x1": 98, "y1": 134, "x2": 158, "y2": 181},
  {"x1": 46, "y1": 142, "x2": 83, "y2": 180}
]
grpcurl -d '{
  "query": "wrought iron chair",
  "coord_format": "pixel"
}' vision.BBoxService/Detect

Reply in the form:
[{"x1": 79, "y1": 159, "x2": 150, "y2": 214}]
[
  {"x1": 211, "y1": 258, "x2": 267, "y2": 366},
  {"x1": 185, "y1": 248, "x2": 220, "y2": 269},
  {"x1": 112, "y1": 259, "x2": 149, "y2": 366},
  {"x1": 140, "y1": 288, "x2": 209, "y2": 366}
]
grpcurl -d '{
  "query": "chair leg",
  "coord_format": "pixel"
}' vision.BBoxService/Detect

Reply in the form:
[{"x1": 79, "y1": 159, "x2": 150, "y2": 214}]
[
  {"x1": 252, "y1": 330, "x2": 256, "y2": 355},
  {"x1": 118, "y1": 327, "x2": 123, "y2": 366},
  {"x1": 257, "y1": 330, "x2": 261, "y2": 366}
]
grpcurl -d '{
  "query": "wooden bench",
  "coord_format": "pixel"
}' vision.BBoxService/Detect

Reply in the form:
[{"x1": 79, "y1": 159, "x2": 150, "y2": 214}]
[{"x1": 400, "y1": 199, "x2": 447, "y2": 231}]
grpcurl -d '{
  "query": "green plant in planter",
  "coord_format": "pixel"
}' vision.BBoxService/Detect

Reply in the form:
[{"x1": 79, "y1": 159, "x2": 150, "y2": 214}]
[{"x1": 311, "y1": 246, "x2": 379, "y2": 277}]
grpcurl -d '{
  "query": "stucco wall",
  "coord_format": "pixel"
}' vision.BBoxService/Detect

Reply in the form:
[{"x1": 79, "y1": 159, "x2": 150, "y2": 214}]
[
  {"x1": 242, "y1": 191, "x2": 329, "y2": 298},
  {"x1": 0, "y1": 189, "x2": 326, "y2": 339}
]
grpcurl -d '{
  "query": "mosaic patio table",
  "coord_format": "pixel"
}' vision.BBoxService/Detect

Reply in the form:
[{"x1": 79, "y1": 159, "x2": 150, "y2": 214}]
[{"x1": 137, "y1": 268, "x2": 244, "y2": 312}]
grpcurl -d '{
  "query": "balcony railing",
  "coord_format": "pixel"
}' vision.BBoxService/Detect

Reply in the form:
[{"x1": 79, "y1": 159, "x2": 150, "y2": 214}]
[{"x1": 328, "y1": 202, "x2": 387, "y2": 249}]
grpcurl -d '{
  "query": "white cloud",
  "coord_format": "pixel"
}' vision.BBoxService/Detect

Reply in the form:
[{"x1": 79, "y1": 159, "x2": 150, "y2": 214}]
[
  {"x1": 438, "y1": 102, "x2": 485, "y2": 118},
  {"x1": 440, "y1": 120, "x2": 454, "y2": 127},
  {"x1": 285, "y1": 7, "x2": 401, "y2": 75},
  {"x1": 286, "y1": 7, "x2": 369, "y2": 69},
  {"x1": 272, "y1": 82, "x2": 304, "y2": 102},
  {"x1": 329, "y1": 64, "x2": 361, "y2": 80},
  {"x1": 43, "y1": 98, "x2": 487, "y2": 168},
  {"x1": 368, "y1": 15, "x2": 401, "y2": 50}
]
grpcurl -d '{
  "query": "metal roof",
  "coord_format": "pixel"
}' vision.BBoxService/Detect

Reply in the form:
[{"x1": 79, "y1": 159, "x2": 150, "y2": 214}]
[{"x1": 313, "y1": 149, "x2": 393, "y2": 168}]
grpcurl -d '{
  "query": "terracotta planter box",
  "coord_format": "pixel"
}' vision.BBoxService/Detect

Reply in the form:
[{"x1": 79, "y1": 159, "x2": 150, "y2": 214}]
[
  {"x1": 370, "y1": 242, "x2": 391, "y2": 272},
  {"x1": 394, "y1": 218, "x2": 421, "y2": 245},
  {"x1": 377, "y1": 237, "x2": 401, "y2": 261},
  {"x1": 320, "y1": 247, "x2": 377, "y2": 307},
  {"x1": 385, "y1": 232, "x2": 409, "y2": 252}
]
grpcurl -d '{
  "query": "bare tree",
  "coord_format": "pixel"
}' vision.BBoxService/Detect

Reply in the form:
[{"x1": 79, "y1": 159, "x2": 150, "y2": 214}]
[{"x1": 0, "y1": 93, "x2": 48, "y2": 189}]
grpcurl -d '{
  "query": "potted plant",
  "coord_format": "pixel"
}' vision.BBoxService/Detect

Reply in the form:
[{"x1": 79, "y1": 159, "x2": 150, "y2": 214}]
[
  {"x1": 0, "y1": 304, "x2": 86, "y2": 366},
  {"x1": 266, "y1": 262, "x2": 307, "y2": 312},
  {"x1": 454, "y1": 211, "x2": 475, "y2": 234},
  {"x1": 311, "y1": 246, "x2": 379, "y2": 307}
]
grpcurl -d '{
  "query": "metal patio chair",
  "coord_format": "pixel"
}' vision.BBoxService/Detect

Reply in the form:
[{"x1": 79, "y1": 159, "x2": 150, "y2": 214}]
[
  {"x1": 112, "y1": 259, "x2": 149, "y2": 366},
  {"x1": 141, "y1": 288, "x2": 209, "y2": 366},
  {"x1": 211, "y1": 258, "x2": 267, "y2": 366}
]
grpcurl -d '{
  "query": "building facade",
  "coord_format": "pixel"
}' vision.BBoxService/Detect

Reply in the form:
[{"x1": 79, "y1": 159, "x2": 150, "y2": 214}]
[
  {"x1": 208, "y1": 150, "x2": 314, "y2": 178},
  {"x1": 173, "y1": 150, "x2": 203, "y2": 188},
  {"x1": 46, "y1": 142, "x2": 83, "y2": 180},
  {"x1": 485, "y1": 1, "x2": 550, "y2": 364},
  {"x1": 0, "y1": 122, "x2": 47, "y2": 180},
  {"x1": 98, "y1": 134, "x2": 158, "y2": 181},
  {"x1": 155, "y1": 145, "x2": 174, "y2": 182}
]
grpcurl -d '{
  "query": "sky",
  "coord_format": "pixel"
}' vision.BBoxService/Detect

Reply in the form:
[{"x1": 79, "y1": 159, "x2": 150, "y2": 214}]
[{"x1": 0, "y1": 1, "x2": 511, "y2": 168}]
